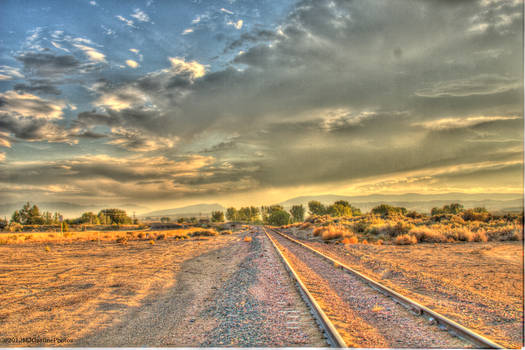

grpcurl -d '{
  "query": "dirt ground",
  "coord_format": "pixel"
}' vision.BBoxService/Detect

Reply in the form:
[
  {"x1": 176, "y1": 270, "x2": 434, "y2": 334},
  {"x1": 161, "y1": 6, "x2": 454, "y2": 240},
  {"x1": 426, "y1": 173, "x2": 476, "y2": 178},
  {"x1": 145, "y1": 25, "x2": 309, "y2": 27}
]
[
  {"x1": 303, "y1": 239, "x2": 524, "y2": 348},
  {"x1": 0, "y1": 228, "x2": 326, "y2": 347}
]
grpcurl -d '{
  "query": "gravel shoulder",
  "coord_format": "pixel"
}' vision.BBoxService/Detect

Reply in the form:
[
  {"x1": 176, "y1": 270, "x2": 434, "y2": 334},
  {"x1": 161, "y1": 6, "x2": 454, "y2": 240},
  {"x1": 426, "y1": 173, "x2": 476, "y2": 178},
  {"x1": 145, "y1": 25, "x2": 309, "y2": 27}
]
[{"x1": 283, "y1": 230, "x2": 523, "y2": 348}]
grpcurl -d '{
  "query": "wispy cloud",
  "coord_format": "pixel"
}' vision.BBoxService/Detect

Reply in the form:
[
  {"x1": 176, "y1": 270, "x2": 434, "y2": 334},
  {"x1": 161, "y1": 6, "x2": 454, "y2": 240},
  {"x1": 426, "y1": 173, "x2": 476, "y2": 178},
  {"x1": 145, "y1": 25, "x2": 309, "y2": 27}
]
[
  {"x1": 414, "y1": 116, "x2": 521, "y2": 130},
  {"x1": 182, "y1": 28, "x2": 194, "y2": 35},
  {"x1": 0, "y1": 66, "x2": 24, "y2": 80},
  {"x1": 220, "y1": 8, "x2": 234, "y2": 15},
  {"x1": 131, "y1": 8, "x2": 150, "y2": 23},
  {"x1": 116, "y1": 15, "x2": 135, "y2": 27}
]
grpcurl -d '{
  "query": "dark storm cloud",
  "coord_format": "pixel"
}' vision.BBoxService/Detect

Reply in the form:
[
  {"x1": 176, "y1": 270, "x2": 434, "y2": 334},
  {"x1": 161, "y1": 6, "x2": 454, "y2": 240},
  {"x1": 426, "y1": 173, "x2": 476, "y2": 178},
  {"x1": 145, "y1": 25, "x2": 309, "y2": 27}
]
[
  {"x1": 14, "y1": 82, "x2": 61, "y2": 95},
  {"x1": 16, "y1": 52, "x2": 80, "y2": 77}
]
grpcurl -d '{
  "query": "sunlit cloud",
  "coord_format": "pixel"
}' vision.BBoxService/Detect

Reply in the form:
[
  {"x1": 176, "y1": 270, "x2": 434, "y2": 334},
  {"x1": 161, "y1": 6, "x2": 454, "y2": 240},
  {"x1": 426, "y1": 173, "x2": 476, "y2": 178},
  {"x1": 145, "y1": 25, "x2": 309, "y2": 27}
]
[
  {"x1": 415, "y1": 116, "x2": 521, "y2": 130},
  {"x1": 182, "y1": 28, "x2": 194, "y2": 35},
  {"x1": 125, "y1": 59, "x2": 139, "y2": 68},
  {"x1": 168, "y1": 57, "x2": 207, "y2": 79},
  {"x1": 0, "y1": 90, "x2": 66, "y2": 120},
  {"x1": 227, "y1": 19, "x2": 243, "y2": 30},
  {"x1": 73, "y1": 43, "x2": 106, "y2": 62}
]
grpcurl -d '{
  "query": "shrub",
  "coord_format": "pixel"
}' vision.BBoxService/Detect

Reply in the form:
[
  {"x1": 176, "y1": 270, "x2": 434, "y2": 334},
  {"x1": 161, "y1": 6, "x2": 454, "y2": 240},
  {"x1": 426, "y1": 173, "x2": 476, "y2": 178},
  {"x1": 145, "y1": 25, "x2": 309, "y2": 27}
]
[
  {"x1": 312, "y1": 227, "x2": 323, "y2": 237},
  {"x1": 341, "y1": 236, "x2": 358, "y2": 244},
  {"x1": 116, "y1": 236, "x2": 128, "y2": 244},
  {"x1": 0, "y1": 239, "x2": 8, "y2": 245},
  {"x1": 192, "y1": 229, "x2": 218, "y2": 237},
  {"x1": 319, "y1": 225, "x2": 353, "y2": 241},
  {"x1": 45, "y1": 246, "x2": 51, "y2": 252},
  {"x1": 394, "y1": 234, "x2": 417, "y2": 245},
  {"x1": 243, "y1": 236, "x2": 252, "y2": 242},
  {"x1": 409, "y1": 226, "x2": 447, "y2": 243},
  {"x1": 156, "y1": 234, "x2": 166, "y2": 240},
  {"x1": 220, "y1": 230, "x2": 233, "y2": 235},
  {"x1": 149, "y1": 240, "x2": 155, "y2": 245},
  {"x1": 137, "y1": 232, "x2": 144, "y2": 239}
]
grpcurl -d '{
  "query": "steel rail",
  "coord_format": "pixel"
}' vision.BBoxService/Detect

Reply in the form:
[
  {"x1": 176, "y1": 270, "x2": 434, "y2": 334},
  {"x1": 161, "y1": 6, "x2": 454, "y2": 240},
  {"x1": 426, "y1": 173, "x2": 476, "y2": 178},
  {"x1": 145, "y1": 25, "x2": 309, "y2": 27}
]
[
  {"x1": 263, "y1": 228, "x2": 347, "y2": 348},
  {"x1": 267, "y1": 226, "x2": 505, "y2": 349}
]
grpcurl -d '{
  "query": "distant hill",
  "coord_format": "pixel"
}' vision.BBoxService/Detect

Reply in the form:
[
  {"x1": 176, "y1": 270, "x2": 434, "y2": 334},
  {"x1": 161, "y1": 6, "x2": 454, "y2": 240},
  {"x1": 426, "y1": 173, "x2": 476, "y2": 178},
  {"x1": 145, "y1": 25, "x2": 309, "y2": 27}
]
[
  {"x1": 140, "y1": 203, "x2": 226, "y2": 219},
  {"x1": 279, "y1": 193, "x2": 523, "y2": 214}
]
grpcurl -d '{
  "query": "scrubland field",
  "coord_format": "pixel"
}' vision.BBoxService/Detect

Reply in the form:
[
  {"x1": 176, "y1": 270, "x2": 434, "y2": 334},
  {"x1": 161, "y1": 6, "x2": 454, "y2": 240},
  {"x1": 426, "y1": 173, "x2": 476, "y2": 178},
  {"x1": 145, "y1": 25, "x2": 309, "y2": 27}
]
[
  {"x1": 279, "y1": 213, "x2": 524, "y2": 348},
  {"x1": 0, "y1": 210, "x2": 523, "y2": 347}
]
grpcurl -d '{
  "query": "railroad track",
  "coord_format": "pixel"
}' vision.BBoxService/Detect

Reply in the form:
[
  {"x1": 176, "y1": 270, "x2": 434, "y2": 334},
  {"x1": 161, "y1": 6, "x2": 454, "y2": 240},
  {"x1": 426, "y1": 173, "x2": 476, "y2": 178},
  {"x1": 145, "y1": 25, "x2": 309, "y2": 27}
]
[{"x1": 263, "y1": 227, "x2": 504, "y2": 349}]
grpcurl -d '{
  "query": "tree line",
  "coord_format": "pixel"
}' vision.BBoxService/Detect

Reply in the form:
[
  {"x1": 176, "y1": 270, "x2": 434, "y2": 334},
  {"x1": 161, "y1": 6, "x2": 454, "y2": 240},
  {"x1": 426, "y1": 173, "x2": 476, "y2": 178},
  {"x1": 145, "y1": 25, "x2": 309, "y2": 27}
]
[{"x1": 4, "y1": 203, "x2": 136, "y2": 228}]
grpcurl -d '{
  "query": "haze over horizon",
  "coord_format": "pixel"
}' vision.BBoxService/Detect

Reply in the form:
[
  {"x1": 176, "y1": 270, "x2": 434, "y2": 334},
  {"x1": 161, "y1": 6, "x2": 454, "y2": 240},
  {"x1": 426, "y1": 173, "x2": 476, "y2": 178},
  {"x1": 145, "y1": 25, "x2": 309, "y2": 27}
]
[{"x1": 0, "y1": 0, "x2": 523, "y2": 211}]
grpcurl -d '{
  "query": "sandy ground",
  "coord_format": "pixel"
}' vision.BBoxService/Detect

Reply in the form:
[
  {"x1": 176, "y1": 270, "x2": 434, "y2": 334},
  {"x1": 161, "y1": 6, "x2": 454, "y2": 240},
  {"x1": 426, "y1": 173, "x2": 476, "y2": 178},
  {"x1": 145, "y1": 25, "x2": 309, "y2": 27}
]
[
  {"x1": 0, "y1": 229, "x2": 326, "y2": 347},
  {"x1": 298, "y1": 238, "x2": 524, "y2": 348}
]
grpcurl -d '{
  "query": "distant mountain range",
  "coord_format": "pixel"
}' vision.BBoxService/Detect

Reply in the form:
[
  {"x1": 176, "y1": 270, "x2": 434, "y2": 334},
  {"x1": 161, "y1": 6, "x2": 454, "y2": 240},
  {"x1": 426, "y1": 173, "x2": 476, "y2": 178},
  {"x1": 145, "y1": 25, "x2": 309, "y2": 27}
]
[
  {"x1": 139, "y1": 203, "x2": 226, "y2": 219},
  {"x1": 279, "y1": 193, "x2": 523, "y2": 213}
]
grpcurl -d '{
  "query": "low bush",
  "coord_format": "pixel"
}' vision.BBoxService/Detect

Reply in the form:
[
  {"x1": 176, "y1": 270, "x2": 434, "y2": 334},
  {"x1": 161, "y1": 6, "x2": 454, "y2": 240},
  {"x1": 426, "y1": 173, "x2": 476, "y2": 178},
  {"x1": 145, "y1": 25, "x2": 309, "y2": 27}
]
[
  {"x1": 220, "y1": 230, "x2": 233, "y2": 235},
  {"x1": 243, "y1": 236, "x2": 252, "y2": 242},
  {"x1": 156, "y1": 234, "x2": 166, "y2": 240},
  {"x1": 394, "y1": 234, "x2": 417, "y2": 245},
  {"x1": 341, "y1": 236, "x2": 358, "y2": 244},
  {"x1": 318, "y1": 224, "x2": 353, "y2": 241}
]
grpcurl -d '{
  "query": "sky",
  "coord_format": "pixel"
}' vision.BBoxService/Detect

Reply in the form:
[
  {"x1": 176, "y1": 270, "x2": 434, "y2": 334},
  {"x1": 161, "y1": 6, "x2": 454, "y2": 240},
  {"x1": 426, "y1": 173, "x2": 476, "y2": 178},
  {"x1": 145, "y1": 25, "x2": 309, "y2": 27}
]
[{"x1": 0, "y1": 0, "x2": 523, "y2": 212}]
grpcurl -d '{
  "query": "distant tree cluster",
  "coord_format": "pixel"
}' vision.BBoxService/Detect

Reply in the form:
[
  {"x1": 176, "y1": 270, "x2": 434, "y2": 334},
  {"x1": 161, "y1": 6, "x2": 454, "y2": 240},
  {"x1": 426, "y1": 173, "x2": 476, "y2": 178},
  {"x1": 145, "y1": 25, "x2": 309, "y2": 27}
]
[
  {"x1": 11, "y1": 202, "x2": 62, "y2": 225},
  {"x1": 308, "y1": 200, "x2": 362, "y2": 217},
  {"x1": 371, "y1": 204, "x2": 407, "y2": 217}
]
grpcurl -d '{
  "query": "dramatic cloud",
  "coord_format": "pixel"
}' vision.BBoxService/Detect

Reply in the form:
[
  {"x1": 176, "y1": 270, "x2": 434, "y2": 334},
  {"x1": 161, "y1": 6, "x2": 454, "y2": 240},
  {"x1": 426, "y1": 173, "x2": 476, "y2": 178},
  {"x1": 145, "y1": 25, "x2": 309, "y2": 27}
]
[
  {"x1": 0, "y1": 0, "x2": 522, "y2": 208},
  {"x1": 107, "y1": 127, "x2": 176, "y2": 152},
  {"x1": 0, "y1": 91, "x2": 66, "y2": 119}
]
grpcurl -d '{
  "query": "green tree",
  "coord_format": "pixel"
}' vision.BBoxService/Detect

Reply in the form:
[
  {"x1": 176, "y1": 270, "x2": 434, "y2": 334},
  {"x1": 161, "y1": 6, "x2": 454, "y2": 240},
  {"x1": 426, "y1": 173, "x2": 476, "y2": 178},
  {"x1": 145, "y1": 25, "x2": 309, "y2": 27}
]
[
  {"x1": 81, "y1": 212, "x2": 99, "y2": 224},
  {"x1": 211, "y1": 211, "x2": 225, "y2": 222},
  {"x1": 226, "y1": 207, "x2": 238, "y2": 221},
  {"x1": 308, "y1": 201, "x2": 326, "y2": 215},
  {"x1": 11, "y1": 210, "x2": 21, "y2": 224},
  {"x1": 98, "y1": 209, "x2": 132, "y2": 224},
  {"x1": 290, "y1": 205, "x2": 305, "y2": 222},
  {"x1": 268, "y1": 210, "x2": 291, "y2": 226},
  {"x1": 326, "y1": 203, "x2": 352, "y2": 217}
]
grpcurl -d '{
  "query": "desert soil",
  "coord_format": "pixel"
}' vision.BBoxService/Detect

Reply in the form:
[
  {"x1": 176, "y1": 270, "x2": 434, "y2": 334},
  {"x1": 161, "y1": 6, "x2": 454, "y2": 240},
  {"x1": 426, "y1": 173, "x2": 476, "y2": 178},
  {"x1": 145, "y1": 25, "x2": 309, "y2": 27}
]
[
  {"x1": 0, "y1": 229, "x2": 326, "y2": 347},
  {"x1": 286, "y1": 232, "x2": 523, "y2": 349}
]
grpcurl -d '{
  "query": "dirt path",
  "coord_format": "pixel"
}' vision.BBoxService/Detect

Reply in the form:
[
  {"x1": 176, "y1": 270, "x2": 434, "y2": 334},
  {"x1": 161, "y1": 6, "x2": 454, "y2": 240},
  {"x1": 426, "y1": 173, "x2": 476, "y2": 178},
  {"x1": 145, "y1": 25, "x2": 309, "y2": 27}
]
[{"x1": 1, "y1": 228, "x2": 327, "y2": 347}]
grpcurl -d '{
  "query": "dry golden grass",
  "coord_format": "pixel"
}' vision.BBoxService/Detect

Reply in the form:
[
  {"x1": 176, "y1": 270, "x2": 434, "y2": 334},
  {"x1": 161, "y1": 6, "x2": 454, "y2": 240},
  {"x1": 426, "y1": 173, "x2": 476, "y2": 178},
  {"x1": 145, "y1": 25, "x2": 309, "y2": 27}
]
[{"x1": 0, "y1": 227, "x2": 211, "y2": 245}]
